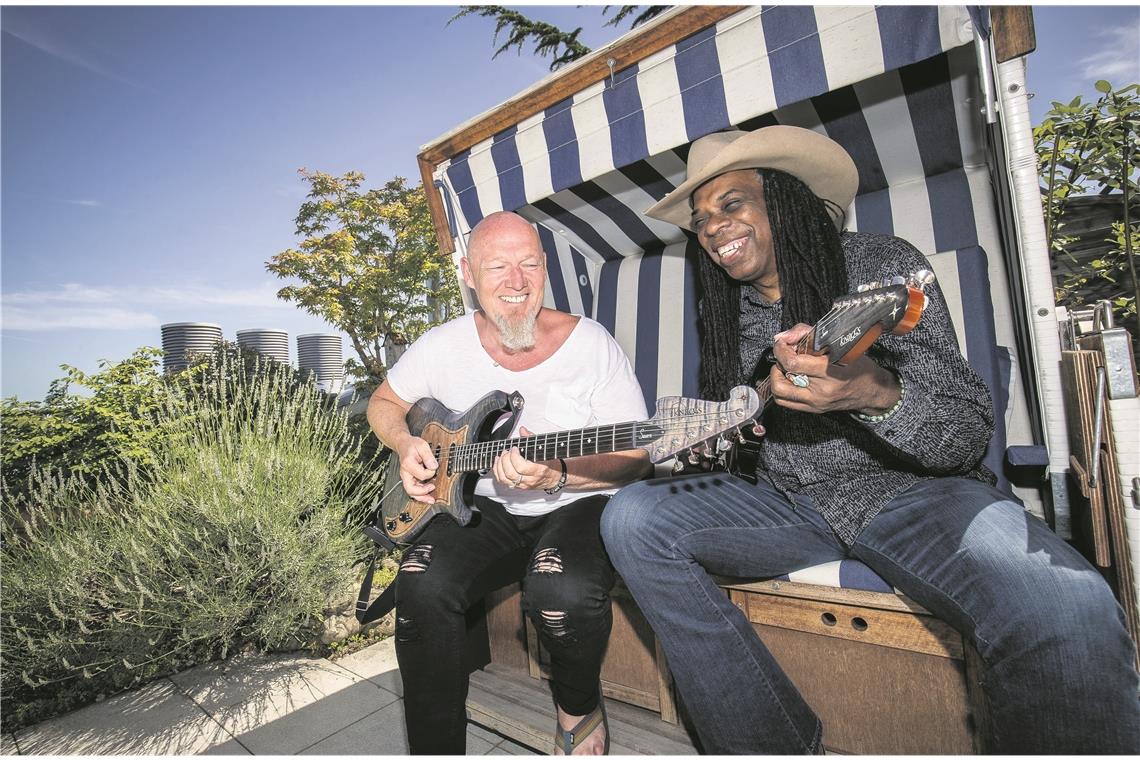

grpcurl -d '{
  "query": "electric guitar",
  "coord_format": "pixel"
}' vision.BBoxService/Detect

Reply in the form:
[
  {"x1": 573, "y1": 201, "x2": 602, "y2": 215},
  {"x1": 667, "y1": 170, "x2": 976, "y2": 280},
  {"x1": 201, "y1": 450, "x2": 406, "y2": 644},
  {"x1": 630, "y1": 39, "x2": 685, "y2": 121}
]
[
  {"x1": 681, "y1": 270, "x2": 937, "y2": 472},
  {"x1": 379, "y1": 386, "x2": 761, "y2": 543}
]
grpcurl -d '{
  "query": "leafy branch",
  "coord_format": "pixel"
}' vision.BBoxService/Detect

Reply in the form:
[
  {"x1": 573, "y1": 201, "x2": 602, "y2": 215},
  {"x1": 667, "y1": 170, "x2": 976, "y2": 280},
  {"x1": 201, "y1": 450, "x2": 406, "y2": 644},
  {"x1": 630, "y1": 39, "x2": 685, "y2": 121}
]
[{"x1": 449, "y1": 5, "x2": 670, "y2": 72}]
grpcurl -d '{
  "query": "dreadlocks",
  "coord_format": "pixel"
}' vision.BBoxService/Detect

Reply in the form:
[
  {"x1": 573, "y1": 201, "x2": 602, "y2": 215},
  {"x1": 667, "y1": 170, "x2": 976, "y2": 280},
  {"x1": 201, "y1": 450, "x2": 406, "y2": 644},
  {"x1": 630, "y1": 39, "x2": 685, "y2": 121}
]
[{"x1": 696, "y1": 169, "x2": 848, "y2": 400}]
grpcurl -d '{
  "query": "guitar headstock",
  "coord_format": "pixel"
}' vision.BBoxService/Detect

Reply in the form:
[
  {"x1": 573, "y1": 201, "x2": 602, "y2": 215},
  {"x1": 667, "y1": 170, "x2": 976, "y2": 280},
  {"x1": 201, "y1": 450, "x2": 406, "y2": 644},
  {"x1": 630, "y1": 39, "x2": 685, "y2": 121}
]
[
  {"x1": 637, "y1": 385, "x2": 761, "y2": 464},
  {"x1": 813, "y1": 270, "x2": 935, "y2": 365}
]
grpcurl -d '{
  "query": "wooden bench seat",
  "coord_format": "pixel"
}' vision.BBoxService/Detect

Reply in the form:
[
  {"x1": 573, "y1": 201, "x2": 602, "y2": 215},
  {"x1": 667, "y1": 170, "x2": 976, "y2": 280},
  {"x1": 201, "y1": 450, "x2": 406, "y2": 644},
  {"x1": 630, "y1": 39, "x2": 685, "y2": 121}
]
[{"x1": 476, "y1": 573, "x2": 985, "y2": 754}]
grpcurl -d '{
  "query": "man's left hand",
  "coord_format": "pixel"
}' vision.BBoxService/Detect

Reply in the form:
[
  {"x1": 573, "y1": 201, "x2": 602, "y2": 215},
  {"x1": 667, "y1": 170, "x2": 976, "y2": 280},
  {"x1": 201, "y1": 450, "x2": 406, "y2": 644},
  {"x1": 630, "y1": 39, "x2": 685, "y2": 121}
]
[
  {"x1": 770, "y1": 324, "x2": 900, "y2": 415},
  {"x1": 492, "y1": 426, "x2": 563, "y2": 491}
]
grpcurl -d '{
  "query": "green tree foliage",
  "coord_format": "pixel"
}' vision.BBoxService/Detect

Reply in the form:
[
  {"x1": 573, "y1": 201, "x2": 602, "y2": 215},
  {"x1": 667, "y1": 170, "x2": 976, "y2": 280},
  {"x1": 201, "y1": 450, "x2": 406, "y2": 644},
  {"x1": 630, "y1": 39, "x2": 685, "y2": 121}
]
[
  {"x1": 0, "y1": 343, "x2": 336, "y2": 496},
  {"x1": 1, "y1": 348, "x2": 170, "y2": 489},
  {"x1": 450, "y1": 5, "x2": 670, "y2": 71},
  {"x1": 1035, "y1": 80, "x2": 1140, "y2": 328},
  {"x1": 266, "y1": 171, "x2": 462, "y2": 383}
]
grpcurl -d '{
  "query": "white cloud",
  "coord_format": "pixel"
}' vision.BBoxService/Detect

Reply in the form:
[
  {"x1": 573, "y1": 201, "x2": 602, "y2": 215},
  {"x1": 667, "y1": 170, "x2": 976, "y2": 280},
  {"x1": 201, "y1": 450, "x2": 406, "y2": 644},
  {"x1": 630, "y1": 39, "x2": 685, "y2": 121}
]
[
  {"x1": 1, "y1": 306, "x2": 160, "y2": 332},
  {"x1": 1, "y1": 17, "x2": 153, "y2": 92},
  {"x1": 3, "y1": 283, "x2": 118, "y2": 305},
  {"x1": 64, "y1": 199, "x2": 102, "y2": 207},
  {"x1": 1, "y1": 281, "x2": 294, "y2": 331},
  {"x1": 1077, "y1": 26, "x2": 1140, "y2": 84}
]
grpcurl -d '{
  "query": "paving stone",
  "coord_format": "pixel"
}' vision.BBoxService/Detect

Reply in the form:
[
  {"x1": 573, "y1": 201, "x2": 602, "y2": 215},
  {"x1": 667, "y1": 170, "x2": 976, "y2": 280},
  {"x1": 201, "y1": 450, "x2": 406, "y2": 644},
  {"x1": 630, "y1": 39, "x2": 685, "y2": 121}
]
[
  {"x1": 170, "y1": 652, "x2": 333, "y2": 713},
  {"x1": 489, "y1": 737, "x2": 543, "y2": 755},
  {"x1": 298, "y1": 699, "x2": 408, "y2": 755},
  {"x1": 364, "y1": 667, "x2": 403, "y2": 698},
  {"x1": 467, "y1": 721, "x2": 506, "y2": 746},
  {"x1": 212, "y1": 678, "x2": 397, "y2": 754},
  {"x1": 198, "y1": 737, "x2": 251, "y2": 755},
  {"x1": 3, "y1": 733, "x2": 19, "y2": 755},
  {"x1": 468, "y1": 721, "x2": 541, "y2": 754},
  {"x1": 331, "y1": 638, "x2": 402, "y2": 696},
  {"x1": 14, "y1": 679, "x2": 233, "y2": 755},
  {"x1": 465, "y1": 723, "x2": 499, "y2": 754}
]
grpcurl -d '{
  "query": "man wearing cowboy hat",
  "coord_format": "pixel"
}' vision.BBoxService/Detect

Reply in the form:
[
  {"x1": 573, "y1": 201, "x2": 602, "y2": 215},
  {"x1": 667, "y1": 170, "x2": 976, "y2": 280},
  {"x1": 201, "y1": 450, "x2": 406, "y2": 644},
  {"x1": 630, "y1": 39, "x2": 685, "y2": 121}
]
[{"x1": 600, "y1": 126, "x2": 1139, "y2": 753}]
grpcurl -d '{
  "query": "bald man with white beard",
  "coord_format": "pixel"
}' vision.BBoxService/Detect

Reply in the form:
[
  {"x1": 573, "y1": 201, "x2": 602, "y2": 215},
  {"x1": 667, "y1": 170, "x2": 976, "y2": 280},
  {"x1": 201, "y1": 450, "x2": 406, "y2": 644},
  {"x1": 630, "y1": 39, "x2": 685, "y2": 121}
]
[{"x1": 368, "y1": 211, "x2": 650, "y2": 755}]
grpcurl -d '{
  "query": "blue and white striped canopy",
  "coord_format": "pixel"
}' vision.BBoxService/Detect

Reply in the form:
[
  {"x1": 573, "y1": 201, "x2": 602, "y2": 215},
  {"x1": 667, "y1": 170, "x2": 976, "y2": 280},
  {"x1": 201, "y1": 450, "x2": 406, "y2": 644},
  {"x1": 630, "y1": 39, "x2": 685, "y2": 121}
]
[{"x1": 422, "y1": 5, "x2": 1036, "y2": 502}]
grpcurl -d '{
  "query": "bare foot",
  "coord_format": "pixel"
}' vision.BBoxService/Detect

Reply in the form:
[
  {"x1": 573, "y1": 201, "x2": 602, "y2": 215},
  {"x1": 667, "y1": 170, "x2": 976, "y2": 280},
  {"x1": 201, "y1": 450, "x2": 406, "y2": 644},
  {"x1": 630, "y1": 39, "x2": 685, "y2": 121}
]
[{"x1": 554, "y1": 703, "x2": 607, "y2": 755}]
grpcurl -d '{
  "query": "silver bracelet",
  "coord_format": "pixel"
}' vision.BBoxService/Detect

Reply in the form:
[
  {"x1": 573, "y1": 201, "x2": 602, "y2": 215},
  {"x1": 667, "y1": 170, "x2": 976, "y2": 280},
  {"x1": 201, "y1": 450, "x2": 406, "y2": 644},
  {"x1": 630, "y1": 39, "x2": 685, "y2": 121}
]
[
  {"x1": 854, "y1": 376, "x2": 906, "y2": 423},
  {"x1": 543, "y1": 458, "x2": 568, "y2": 494}
]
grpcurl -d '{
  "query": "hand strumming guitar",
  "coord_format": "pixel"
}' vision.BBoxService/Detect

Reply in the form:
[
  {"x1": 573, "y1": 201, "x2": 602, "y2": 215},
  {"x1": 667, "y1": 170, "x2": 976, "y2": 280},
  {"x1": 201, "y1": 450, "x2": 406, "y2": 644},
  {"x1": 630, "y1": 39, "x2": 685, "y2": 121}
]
[
  {"x1": 394, "y1": 433, "x2": 439, "y2": 505},
  {"x1": 770, "y1": 323, "x2": 901, "y2": 416}
]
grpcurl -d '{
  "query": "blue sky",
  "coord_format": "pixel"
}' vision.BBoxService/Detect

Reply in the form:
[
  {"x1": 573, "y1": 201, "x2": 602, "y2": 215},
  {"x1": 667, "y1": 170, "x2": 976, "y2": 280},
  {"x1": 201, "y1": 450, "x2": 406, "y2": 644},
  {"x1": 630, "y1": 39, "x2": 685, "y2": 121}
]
[{"x1": 3, "y1": 4, "x2": 1139, "y2": 401}]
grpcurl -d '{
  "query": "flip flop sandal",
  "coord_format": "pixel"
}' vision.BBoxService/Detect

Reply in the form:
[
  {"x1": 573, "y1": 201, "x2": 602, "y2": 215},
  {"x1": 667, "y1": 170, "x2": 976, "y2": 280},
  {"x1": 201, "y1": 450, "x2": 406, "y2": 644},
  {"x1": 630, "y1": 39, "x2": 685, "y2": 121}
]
[{"x1": 554, "y1": 696, "x2": 609, "y2": 755}]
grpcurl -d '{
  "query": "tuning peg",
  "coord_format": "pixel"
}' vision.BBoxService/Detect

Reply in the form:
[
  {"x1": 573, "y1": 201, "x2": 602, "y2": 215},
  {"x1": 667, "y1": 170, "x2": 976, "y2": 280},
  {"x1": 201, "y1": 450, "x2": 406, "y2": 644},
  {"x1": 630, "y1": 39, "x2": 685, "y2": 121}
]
[
  {"x1": 672, "y1": 458, "x2": 687, "y2": 474},
  {"x1": 687, "y1": 447, "x2": 701, "y2": 465},
  {"x1": 736, "y1": 428, "x2": 747, "y2": 443},
  {"x1": 716, "y1": 435, "x2": 733, "y2": 453},
  {"x1": 908, "y1": 269, "x2": 936, "y2": 290},
  {"x1": 890, "y1": 275, "x2": 906, "y2": 285}
]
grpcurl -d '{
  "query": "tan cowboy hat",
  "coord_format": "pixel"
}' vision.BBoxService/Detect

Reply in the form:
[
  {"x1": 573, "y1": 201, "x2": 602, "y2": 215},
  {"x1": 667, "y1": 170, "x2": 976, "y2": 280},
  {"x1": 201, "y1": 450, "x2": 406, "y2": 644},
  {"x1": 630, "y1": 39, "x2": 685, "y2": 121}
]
[{"x1": 645, "y1": 126, "x2": 859, "y2": 231}]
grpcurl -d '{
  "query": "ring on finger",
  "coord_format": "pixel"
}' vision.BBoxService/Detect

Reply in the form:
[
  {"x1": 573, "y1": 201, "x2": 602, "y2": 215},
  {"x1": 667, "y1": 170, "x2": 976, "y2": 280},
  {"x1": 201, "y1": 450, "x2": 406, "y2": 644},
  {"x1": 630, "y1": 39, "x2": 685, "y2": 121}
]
[
  {"x1": 787, "y1": 372, "x2": 810, "y2": 389},
  {"x1": 510, "y1": 474, "x2": 523, "y2": 488}
]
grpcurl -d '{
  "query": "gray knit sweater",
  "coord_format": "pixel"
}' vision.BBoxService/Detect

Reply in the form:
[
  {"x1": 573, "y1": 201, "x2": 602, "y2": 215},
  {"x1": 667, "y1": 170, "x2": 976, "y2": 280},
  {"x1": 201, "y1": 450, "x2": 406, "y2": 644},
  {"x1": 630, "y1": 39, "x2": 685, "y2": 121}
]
[{"x1": 738, "y1": 231, "x2": 996, "y2": 545}]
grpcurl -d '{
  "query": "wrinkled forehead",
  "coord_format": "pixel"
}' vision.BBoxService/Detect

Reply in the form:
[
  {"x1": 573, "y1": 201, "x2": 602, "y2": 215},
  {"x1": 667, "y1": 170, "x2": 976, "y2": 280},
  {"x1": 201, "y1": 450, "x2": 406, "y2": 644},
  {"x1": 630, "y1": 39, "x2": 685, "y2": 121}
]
[
  {"x1": 467, "y1": 226, "x2": 544, "y2": 264},
  {"x1": 689, "y1": 169, "x2": 765, "y2": 211}
]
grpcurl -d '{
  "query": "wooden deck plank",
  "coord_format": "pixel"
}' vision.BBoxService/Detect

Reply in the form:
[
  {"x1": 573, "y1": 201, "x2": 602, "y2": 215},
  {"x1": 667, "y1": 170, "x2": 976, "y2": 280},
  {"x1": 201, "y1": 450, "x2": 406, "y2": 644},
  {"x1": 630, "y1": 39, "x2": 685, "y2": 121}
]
[{"x1": 467, "y1": 665, "x2": 699, "y2": 755}]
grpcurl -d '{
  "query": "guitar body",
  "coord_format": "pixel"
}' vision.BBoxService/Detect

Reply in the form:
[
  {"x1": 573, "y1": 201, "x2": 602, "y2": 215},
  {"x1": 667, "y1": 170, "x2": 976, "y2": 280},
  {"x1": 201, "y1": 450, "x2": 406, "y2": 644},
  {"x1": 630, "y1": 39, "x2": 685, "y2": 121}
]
[
  {"x1": 380, "y1": 390, "x2": 519, "y2": 544},
  {"x1": 376, "y1": 384, "x2": 761, "y2": 545}
]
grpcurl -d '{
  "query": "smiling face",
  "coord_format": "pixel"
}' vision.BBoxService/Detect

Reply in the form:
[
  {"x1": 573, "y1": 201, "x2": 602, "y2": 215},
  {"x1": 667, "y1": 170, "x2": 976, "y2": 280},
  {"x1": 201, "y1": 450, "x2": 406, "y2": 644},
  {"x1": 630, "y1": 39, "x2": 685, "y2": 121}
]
[
  {"x1": 690, "y1": 169, "x2": 779, "y2": 299},
  {"x1": 461, "y1": 212, "x2": 546, "y2": 351}
]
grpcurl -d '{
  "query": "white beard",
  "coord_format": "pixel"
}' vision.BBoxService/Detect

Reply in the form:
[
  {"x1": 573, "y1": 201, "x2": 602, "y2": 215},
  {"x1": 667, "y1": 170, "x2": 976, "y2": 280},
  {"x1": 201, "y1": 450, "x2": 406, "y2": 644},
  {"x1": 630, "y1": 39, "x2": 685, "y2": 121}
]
[{"x1": 491, "y1": 310, "x2": 539, "y2": 352}]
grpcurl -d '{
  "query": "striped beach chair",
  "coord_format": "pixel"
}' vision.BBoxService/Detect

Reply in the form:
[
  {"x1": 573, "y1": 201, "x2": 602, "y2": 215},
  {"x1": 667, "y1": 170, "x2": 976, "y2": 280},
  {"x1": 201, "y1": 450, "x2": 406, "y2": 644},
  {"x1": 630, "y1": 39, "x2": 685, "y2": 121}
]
[{"x1": 418, "y1": 6, "x2": 1071, "y2": 753}]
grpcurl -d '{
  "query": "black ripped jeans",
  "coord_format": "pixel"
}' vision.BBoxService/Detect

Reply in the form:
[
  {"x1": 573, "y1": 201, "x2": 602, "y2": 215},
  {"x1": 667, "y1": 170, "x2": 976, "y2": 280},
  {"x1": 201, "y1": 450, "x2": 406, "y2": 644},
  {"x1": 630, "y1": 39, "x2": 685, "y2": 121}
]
[{"x1": 393, "y1": 494, "x2": 615, "y2": 754}]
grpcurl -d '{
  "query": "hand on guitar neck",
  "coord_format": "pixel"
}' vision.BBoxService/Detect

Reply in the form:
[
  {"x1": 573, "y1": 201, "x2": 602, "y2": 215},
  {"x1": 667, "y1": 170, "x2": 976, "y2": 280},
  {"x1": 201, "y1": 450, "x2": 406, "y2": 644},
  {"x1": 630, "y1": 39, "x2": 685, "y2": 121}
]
[
  {"x1": 770, "y1": 323, "x2": 901, "y2": 417},
  {"x1": 490, "y1": 426, "x2": 566, "y2": 493}
]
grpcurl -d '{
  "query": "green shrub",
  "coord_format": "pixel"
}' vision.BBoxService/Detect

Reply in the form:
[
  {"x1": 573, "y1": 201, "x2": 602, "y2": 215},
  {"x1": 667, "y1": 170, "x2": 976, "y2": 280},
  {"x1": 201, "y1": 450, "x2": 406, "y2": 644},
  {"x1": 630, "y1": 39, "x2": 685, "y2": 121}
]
[
  {"x1": 1, "y1": 350, "x2": 384, "y2": 732},
  {"x1": 1, "y1": 348, "x2": 170, "y2": 493}
]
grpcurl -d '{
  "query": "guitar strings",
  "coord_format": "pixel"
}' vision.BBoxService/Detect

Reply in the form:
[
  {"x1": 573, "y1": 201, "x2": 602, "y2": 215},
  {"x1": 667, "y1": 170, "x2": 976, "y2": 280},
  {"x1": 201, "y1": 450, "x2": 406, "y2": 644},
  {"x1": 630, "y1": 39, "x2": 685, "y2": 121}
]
[
  {"x1": 439, "y1": 412, "x2": 754, "y2": 471},
  {"x1": 435, "y1": 289, "x2": 913, "y2": 473}
]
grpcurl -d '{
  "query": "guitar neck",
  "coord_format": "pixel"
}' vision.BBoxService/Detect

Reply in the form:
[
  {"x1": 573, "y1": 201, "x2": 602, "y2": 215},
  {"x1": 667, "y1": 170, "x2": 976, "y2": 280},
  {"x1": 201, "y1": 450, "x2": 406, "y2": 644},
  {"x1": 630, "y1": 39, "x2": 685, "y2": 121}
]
[
  {"x1": 452, "y1": 423, "x2": 644, "y2": 473},
  {"x1": 754, "y1": 327, "x2": 816, "y2": 410}
]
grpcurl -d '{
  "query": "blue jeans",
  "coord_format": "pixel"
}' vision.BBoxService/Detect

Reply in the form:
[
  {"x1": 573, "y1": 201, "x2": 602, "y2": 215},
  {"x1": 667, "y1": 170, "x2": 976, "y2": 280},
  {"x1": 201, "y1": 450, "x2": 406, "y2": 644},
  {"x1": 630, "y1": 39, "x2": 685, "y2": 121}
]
[{"x1": 600, "y1": 473, "x2": 1140, "y2": 754}]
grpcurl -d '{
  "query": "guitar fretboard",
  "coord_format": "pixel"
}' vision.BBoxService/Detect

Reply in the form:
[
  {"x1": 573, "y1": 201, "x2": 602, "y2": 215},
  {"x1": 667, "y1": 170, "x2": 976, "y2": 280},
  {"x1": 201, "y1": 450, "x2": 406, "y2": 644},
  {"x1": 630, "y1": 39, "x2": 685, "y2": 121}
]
[{"x1": 447, "y1": 423, "x2": 650, "y2": 474}]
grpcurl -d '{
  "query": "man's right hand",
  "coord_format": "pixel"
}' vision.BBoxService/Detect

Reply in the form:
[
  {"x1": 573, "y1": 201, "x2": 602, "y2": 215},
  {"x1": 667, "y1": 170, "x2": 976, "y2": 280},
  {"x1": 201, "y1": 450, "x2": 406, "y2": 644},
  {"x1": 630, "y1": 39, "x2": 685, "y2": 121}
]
[{"x1": 397, "y1": 436, "x2": 439, "y2": 504}]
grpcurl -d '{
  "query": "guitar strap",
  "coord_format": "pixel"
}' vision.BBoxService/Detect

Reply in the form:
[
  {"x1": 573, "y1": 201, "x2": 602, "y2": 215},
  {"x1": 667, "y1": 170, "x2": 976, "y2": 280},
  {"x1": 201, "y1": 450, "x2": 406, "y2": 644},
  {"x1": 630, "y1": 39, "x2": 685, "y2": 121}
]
[
  {"x1": 356, "y1": 513, "x2": 398, "y2": 625},
  {"x1": 355, "y1": 545, "x2": 397, "y2": 625},
  {"x1": 355, "y1": 391, "x2": 527, "y2": 625}
]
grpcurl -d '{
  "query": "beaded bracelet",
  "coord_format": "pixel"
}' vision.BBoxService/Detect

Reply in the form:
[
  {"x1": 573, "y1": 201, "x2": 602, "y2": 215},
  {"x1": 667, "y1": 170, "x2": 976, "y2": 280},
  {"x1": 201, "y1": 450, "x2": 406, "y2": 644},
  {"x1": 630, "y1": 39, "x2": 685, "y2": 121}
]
[
  {"x1": 544, "y1": 458, "x2": 568, "y2": 494},
  {"x1": 853, "y1": 376, "x2": 906, "y2": 423}
]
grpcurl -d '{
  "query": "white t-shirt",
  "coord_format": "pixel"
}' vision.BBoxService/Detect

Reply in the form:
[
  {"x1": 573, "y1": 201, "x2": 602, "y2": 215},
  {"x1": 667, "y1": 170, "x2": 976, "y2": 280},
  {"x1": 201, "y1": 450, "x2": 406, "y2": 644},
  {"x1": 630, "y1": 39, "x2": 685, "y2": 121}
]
[{"x1": 386, "y1": 313, "x2": 648, "y2": 516}]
